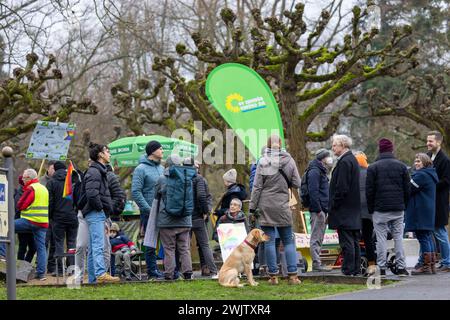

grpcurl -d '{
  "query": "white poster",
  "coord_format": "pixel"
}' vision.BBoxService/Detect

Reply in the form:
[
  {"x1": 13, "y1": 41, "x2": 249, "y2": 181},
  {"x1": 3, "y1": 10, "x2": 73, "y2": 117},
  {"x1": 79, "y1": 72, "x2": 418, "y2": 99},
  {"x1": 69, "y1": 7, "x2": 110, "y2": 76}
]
[
  {"x1": 0, "y1": 174, "x2": 8, "y2": 237},
  {"x1": 294, "y1": 232, "x2": 339, "y2": 248},
  {"x1": 26, "y1": 121, "x2": 76, "y2": 160},
  {"x1": 217, "y1": 222, "x2": 248, "y2": 263}
]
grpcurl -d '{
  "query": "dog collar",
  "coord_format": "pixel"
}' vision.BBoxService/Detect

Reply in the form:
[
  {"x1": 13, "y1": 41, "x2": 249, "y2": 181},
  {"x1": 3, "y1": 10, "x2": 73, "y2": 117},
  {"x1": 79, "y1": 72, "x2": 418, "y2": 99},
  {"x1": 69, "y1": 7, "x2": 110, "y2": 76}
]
[{"x1": 244, "y1": 239, "x2": 257, "y2": 250}]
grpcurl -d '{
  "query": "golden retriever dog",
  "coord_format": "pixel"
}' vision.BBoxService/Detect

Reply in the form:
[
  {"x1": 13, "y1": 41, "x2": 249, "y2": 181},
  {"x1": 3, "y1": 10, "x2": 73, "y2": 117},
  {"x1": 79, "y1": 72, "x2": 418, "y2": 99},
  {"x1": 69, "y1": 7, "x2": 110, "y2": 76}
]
[{"x1": 218, "y1": 229, "x2": 269, "y2": 288}]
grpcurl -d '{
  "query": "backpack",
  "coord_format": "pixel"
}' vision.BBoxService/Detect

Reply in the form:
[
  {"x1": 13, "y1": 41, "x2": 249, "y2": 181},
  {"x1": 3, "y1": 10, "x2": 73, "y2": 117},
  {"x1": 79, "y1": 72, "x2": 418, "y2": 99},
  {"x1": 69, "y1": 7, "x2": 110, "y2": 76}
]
[
  {"x1": 72, "y1": 170, "x2": 87, "y2": 211},
  {"x1": 164, "y1": 165, "x2": 197, "y2": 217},
  {"x1": 299, "y1": 168, "x2": 311, "y2": 208}
]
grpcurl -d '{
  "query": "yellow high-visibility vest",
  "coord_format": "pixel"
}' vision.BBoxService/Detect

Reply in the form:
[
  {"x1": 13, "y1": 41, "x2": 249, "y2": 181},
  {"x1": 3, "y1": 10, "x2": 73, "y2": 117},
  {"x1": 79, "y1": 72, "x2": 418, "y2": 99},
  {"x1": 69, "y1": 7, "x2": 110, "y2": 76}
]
[{"x1": 21, "y1": 182, "x2": 49, "y2": 224}]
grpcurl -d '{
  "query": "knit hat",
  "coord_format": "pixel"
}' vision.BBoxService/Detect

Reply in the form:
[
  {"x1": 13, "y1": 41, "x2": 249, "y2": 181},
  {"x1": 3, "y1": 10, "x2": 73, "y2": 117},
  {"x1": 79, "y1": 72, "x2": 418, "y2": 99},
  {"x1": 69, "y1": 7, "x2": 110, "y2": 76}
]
[
  {"x1": 110, "y1": 223, "x2": 120, "y2": 232},
  {"x1": 183, "y1": 157, "x2": 194, "y2": 166},
  {"x1": 53, "y1": 161, "x2": 66, "y2": 171},
  {"x1": 315, "y1": 149, "x2": 331, "y2": 161},
  {"x1": 145, "y1": 140, "x2": 162, "y2": 156},
  {"x1": 379, "y1": 138, "x2": 394, "y2": 153},
  {"x1": 223, "y1": 168, "x2": 237, "y2": 184},
  {"x1": 166, "y1": 154, "x2": 181, "y2": 167},
  {"x1": 355, "y1": 153, "x2": 368, "y2": 168}
]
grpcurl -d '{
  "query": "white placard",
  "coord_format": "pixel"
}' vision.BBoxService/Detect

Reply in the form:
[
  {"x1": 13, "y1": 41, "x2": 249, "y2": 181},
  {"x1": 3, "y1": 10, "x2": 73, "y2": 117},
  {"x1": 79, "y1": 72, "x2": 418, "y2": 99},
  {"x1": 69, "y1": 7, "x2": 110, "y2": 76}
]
[
  {"x1": 294, "y1": 232, "x2": 339, "y2": 248},
  {"x1": 0, "y1": 174, "x2": 8, "y2": 237},
  {"x1": 217, "y1": 222, "x2": 248, "y2": 263}
]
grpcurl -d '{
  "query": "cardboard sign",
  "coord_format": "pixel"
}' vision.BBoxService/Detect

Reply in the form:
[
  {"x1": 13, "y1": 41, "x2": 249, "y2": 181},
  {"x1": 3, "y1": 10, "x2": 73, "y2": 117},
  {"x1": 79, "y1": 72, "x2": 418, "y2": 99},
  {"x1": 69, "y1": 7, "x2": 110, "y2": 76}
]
[
  {"x1": 0, "y1": 174, "x2": 8, "y2": 237},
  {"x1": 26, "y1": 121, "x2": 76, "y2": 160},
  {"x1": 217, "y1": 222, "x2": 248, "y2": 263}
]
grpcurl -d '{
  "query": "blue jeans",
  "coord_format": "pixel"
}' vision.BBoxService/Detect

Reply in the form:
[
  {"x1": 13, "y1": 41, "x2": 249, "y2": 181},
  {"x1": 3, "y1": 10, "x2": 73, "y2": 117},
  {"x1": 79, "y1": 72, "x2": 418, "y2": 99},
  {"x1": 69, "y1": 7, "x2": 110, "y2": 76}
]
[
  {"x1": 415, "y1": 230, "x2": 435, "y2": 253},
  {"x1": 261, "y1": 226, "x2": 298, "y2": 275},
  {"x1": 434, "y1": 226, "x2": 450, "y2": 266},
  {"x1": 85, "y1": 211, "x2": 106, "y2": 283},
  {"x1": 141, "y1": 212, "x2": 159, "y2": 276},
  {"x1": 15, "y1": 218, "x2": 47, "y2": 277}
]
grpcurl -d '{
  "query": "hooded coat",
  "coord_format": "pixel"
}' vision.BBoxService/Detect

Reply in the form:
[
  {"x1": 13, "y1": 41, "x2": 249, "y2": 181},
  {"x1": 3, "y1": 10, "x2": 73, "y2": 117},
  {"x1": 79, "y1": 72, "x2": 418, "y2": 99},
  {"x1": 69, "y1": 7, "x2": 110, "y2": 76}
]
[
  {"x1": 249, "y1": 148, "x2": 301, "y2": 227},
  {"x1": 81, "y1": 161, "x2": 113, "y2": 217},
  {"x1": 46, "y1": 168, "x2": 78, "y2": 224},
  {"x1": 405, "y1": 167, "x2": 439, "y2": 231},
  {"x1": 306, "y1": 158, "x2": 330, "y2": 214},
  {"x1": 131, "y1": 155, "x2": 164, "y2": 215},
  {"x1": 215, "y1": 183, "x2": 247, "y2": 218}
]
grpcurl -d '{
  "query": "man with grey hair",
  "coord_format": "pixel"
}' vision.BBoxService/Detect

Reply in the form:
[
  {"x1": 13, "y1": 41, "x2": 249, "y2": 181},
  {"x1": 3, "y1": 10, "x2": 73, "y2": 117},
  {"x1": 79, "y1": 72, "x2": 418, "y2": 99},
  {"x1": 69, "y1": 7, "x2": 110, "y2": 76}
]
[
  {"x1": 329, "y1": 134, "x2": 362, "y2": 276},
  {"x1": 15, "y1": 168, "x2": 49, "y2": 280}
]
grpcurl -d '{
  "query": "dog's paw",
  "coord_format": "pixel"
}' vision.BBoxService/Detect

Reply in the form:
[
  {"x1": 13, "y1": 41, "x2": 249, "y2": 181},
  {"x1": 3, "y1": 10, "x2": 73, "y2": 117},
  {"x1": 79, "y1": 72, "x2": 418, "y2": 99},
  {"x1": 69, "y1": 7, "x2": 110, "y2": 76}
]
[
  {"x1": 250, "y1": 281, "x2": 259, "y2": 286},
  {"x1": 237, "y1": 284, "x2": 244, "y2": 288}
]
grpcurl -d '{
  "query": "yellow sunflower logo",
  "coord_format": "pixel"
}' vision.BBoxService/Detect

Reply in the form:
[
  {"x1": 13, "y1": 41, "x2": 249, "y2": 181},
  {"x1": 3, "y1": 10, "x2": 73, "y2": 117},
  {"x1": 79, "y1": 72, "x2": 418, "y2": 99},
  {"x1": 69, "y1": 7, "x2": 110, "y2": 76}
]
[{"x1": 225, "y1": 93, "x2": 243, "y2": 113}]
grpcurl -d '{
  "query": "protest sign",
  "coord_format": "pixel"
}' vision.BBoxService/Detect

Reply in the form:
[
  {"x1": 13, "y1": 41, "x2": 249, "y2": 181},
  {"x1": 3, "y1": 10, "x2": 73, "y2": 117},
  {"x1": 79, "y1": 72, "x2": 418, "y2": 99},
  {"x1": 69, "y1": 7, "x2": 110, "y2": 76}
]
[
  {"x1": 0, "y1": 174, "x2": 8, "y2": 237},
  {"x1": 217, "y1": 222, "x2": 248, "y2": 263},
  {"x1": 26, "y1": 121, "x2": 76, "y2": 161}
]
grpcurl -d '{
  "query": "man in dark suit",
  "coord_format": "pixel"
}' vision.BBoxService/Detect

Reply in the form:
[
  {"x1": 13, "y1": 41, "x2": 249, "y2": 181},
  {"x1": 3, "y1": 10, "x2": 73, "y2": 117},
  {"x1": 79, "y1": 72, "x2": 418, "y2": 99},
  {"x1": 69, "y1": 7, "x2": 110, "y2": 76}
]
[
  {"x1": 329, "y1": 134, "x2": 362, "y2": 276},
  {"x1": 426, "y1": 131, "x2": 450, "y2": 272}
]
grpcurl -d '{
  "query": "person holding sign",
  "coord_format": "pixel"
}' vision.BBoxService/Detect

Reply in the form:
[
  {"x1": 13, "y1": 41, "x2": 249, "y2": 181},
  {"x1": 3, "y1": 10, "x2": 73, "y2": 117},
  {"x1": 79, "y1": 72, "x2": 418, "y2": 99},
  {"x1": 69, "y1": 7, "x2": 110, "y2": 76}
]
[{"x1": 249, "y1": 135, "x2": 302, "y2": 285}]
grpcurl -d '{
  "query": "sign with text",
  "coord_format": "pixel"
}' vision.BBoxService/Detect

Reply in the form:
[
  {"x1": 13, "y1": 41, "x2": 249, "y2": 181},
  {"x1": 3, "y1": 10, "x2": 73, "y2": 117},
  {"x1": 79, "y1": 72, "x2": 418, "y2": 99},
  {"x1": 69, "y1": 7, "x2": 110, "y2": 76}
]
[
  {"x1": 0, "y1": 174, "x2": 8, "y2": 237},
  {"x1": 294, "y1": 232, "x2": 339, "y2": 249},
  {"x1": 26, "y1": 121, "x2": 76, "y2": 160}
]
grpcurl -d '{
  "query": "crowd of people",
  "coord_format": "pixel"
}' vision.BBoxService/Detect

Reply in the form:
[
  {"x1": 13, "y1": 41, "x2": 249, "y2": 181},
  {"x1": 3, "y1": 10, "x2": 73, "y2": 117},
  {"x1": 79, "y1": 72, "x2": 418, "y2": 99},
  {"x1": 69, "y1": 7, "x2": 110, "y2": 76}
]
[{"x1": 0, "y1": 130, "x2": 449, "y2": 285}]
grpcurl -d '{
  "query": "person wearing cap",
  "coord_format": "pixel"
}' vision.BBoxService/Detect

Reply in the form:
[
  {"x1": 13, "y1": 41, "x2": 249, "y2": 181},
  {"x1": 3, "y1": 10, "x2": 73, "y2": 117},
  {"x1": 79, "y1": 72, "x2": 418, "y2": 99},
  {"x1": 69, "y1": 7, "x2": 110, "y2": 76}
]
[
  {"x1": 131, "y1": 140, "x2": 165, "y2": 280},
  {"x1": 366, "y1": 138, "x2": 410, "y2": 277},
  {"x1": 46, "y1": 161, "x2": 78, "y2": 275},
  {"x1": 305, "y1": 148, "x2": 333, "y2": 272},
  {"x1": 354, "y1": 151, "x2": 376, "y2": 276},
  {"x1": 109, "y1": 223, "x2": 137, "y2": 281},
  {"x1": 329, "y1": 134, "x2": 361, "y2": 276},
  {"x1": 215, "y1": 168, "x2": 247, "y2": 220}
]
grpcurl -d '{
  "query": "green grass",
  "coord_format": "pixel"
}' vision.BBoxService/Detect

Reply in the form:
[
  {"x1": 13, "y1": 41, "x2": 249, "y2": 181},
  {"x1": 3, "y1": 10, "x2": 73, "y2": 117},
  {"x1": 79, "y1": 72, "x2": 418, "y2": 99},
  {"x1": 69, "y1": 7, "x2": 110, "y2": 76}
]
[{"x1": 0, "y1": 279, "x2": 366, "y2": 300}]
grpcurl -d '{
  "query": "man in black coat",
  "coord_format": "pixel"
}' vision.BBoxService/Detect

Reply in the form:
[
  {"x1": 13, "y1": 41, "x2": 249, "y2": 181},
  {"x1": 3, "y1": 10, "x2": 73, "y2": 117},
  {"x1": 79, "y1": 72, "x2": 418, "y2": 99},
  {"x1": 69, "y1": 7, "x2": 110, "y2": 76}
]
[
  {"x1": 46, "y1": 161, "x2": 78, "y2": 273},
  {"x1": 426, "y1": 131, "x2": 450, "y2": 272},
  {"x1": 366, "y1": 138, "x2": 410, "y2": 276},
  {"x1": 329, "y1": 135, "x2": 362, "y2": 276}
]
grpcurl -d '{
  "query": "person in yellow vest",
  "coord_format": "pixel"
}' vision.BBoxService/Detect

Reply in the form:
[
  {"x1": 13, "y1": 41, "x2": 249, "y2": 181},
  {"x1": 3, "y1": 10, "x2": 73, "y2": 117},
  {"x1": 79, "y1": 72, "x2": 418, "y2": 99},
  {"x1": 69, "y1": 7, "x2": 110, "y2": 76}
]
[{"x1": 15, "y1": 169, "x2": 49, "y2": 281}]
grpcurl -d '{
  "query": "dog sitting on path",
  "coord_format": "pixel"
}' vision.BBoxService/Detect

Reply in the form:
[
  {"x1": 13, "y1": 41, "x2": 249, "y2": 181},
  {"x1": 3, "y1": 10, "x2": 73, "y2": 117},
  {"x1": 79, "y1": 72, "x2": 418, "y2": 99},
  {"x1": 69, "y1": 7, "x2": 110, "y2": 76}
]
[{"x1": 218, "y1": 228, "x2": 269, "y2": 287}]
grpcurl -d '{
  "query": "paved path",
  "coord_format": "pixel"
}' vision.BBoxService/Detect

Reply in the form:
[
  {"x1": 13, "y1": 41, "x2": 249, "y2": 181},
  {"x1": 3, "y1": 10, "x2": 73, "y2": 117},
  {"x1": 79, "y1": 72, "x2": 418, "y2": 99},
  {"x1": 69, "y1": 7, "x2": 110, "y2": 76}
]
[{"x1": 321, "y1": 271, "x2": 450, "y2": 300}]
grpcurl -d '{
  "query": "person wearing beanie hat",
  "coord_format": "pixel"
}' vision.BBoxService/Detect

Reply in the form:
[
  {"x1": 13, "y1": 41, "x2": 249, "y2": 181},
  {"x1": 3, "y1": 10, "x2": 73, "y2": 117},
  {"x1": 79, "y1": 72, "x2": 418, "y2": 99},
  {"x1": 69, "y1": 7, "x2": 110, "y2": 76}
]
[
  {"x1": 379, "y1": 138, "x2": 394, "y2": 154},
  {"x1": 131, "y1": 139, "x2": 165, "y2": 280},
  {"x1": 354, "y1": 151, "x2": 376, "y2": 276},
  {"x1": 305, "y1": 149, "x2": 333, "y2": 272},
  {"x1": 215, "y1": 168, "x2": 247, "y2": 220},
  {"x1": 53, "y1": 161, "x2": 67, "y2": 172},
  {"x1": 366, "y1": 138, "x2": 411, "y2": 277},
  {"x1": 146, "y1": 140, "x2": 163, "y2": 157},
  {"x1": 223, "y1": 169, "x2": 237, "y2": 185}
]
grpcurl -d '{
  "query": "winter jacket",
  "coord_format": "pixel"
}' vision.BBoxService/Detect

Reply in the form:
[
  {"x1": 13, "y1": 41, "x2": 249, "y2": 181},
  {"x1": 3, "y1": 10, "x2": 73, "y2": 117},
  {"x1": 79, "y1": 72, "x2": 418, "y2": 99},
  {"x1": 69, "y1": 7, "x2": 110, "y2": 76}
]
[
  {"x1": 427, "y1": 149, "x2": 450, "y2": 227},
  {"x1": 46, "y1": 168, "x2": 78, "y2": 224},
  {"x1": 213, "y1": 210, "x2": 249, "y2": 242},
  {"x1": 106, "y1": 165, "x2": 126, "y2": 217},
  {"x1": 328, "y1": 150, "x2": 362, "y2": 230},
  {"x1": 110, "y1": 233, "x2": 136, "y2": 253},
  {"x1": 405, "y1": 167, "x2": 439, "y2": 232},
  {"x1": 359, "y1": 166, "x2": 371, "y2": 220},
  {"x1": 215, "y1": 183, "x2": 247, "y2": 219},
  {"x1": 17, "y1": 179, "x2": 49, "y2": 228},
  {"x1": 154, "y1": 168, "x2": 192, "y2": 228},
  {"x1": 250, "y1": 148, "x2": 301, "y2": 227},
  {"x1": 306, "y1": 159, "x2": 329, "y2": 214},
  {"x1": 131, "y1": 155, "x2": 164, "y2": 215},
  {"x1": 192, "y1": 174, "x2": 211, "y2": 220},
  {"x1": 366, "y1": 152, "x2": 410, "y2": 214},
  {"x1": 81, "y1": 161, "x2": 113, "y2": 217}
]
